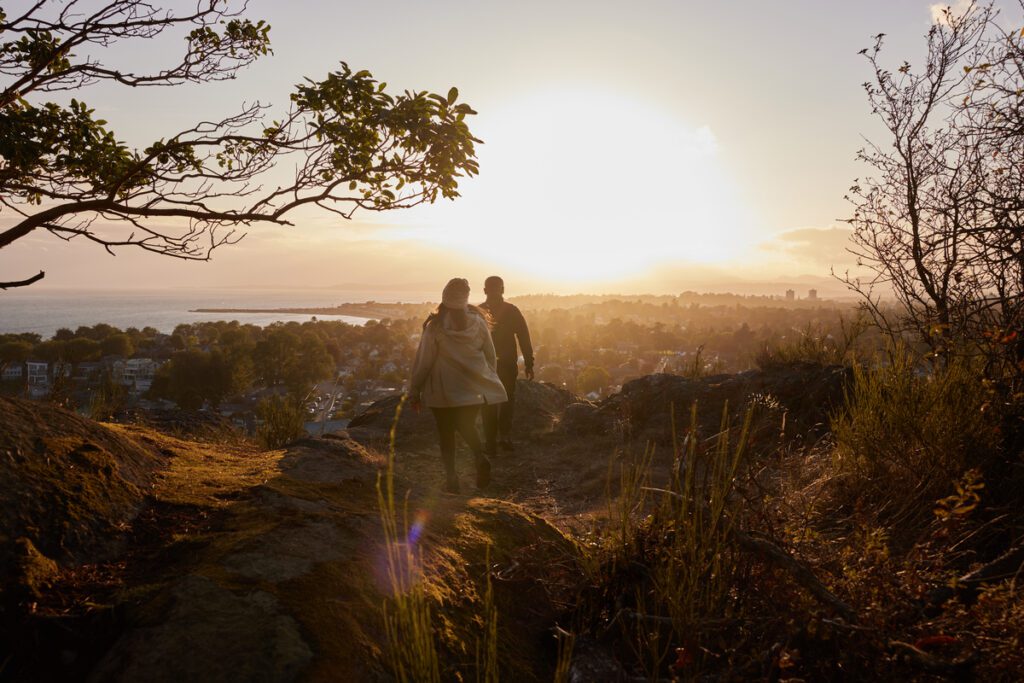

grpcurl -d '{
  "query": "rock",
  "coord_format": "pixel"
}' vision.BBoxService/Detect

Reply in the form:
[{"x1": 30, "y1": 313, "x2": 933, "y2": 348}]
[
  {"x1": 90, "y1": 575, "x2": 313, "y2": 683},
  {"x1": 346, "y1": 393, "x2": 436, "y2": 450},
  {"x1": 558, "y1": 401, "x2": 601, "y2": 436},
  {"x1": 114, "y1": 408, "x2": 241, "y2": 442},
  {"x1": 512, "y1": 380, "x2": 575, "y2": 436},
  {"x1": 0, "y1": 397, "x2": 164, "y2": 603},
  {"x1": 12, "y1": 537, "x2": 59, "y2": 600},
  {"x1": 596, "y1": 362, "x2": 850, "y2": 443}
]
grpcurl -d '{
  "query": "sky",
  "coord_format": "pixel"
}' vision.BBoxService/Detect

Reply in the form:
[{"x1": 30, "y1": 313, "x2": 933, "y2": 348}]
[{"x1": 2, "y1": 0, "x2": 1013, "y2": 297}]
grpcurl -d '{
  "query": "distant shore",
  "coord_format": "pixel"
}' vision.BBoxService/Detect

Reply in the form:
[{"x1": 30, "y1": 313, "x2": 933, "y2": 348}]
[{"x1": 190, "y1": 301, "x2": 433, "y2": 320}]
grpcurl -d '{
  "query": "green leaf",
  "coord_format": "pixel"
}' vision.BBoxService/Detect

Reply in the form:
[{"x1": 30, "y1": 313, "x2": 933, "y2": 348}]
[{"x1": 447, "y1": 87, "x2": 458, "y2": 104}]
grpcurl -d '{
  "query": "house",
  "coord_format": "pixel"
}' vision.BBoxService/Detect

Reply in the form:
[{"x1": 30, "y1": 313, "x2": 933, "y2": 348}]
[
  {"x1": 2, "y1": 363, "x2": 23, "y2": 381},
  {"x1": 73, "y1": 361, "x2": 103, "y2": 381},
  {"x1": 115, "y1": 358, "x2": 159, "y2": 391},
  {"x1": 26, "y1": 361, "x2": 48, "y2": 386}
]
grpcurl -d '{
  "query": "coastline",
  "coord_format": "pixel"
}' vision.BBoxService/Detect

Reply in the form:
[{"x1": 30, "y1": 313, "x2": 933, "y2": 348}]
[{"x1": 190, "y1": 301, "x2": 434, "y2": 320}]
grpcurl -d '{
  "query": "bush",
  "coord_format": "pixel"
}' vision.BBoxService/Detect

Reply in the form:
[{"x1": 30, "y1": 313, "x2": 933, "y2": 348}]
[
  {"x1": 830, "y1": 350, "x2": 1000, "y2": 530},
  {"x1": 256, "y1": 395, "x2": 306, "y2": 449},
  {"x1": 89, "y1": 370, "x2": 127, "y2": 421},
  {"x1": 579, "y1": 404, "x2": 756, "y2": 679},
  {"x1": 755, "y1": 317, "x2": 867, "y2": 370}
]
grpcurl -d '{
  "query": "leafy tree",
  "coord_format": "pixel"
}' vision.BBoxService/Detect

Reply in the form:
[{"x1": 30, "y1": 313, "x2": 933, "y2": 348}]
[
  {"x1": 100, "y1": 333, "x2": 133, "y2": 358},
  {"x1": 253, "y1": 329, "x2": 298, "y2": 386},
  {"x1": 283, "y1": 333, "x2": 334, "y2": 396},
  {"x1": 0, "y1": 1, "x2": 479, "y2": 289},
  {"x1": 150, "y1": 348, "x2": 236, "y2": 409},
  {"x1": 253, "y1": 328, "x2": 334, "y2": 396},
  {"x1": 63, "y1": 336, "x2": 101, "y2": 363},
  {"x1": 537, "y1": 364, "x2": 565, "y2": 386},
  {"x1": 577, "y1": 365, "x2": 611, "y2": 395},
  {"x1": 73, "y1": 323, "x2": 119, "y2": 340},
  {"x1": 0, "y1": 340, "x2": 32, "y2": 370},
  {"x1": 32, "y1": 339, "x2": 65, "y2": 362}
]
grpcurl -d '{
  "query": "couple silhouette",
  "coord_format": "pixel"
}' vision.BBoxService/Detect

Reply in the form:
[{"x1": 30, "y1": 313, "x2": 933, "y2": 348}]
[{"x1": 408, "y1": 276, "x2": 533, "y2": 493}]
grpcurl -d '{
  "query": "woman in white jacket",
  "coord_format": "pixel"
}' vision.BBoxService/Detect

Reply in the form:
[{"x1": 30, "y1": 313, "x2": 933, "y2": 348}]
[{"x1": 409, "y1": 278, "x2": 508, "y2": 493}]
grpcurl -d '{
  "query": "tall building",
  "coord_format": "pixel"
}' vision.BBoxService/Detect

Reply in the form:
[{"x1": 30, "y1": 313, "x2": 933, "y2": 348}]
[
  {"x1": 808, "y1": 289, "x2": 818, "y2": 301},
  {"x1": 785, "y1": 289, "x2": 795, "y2": 301}
]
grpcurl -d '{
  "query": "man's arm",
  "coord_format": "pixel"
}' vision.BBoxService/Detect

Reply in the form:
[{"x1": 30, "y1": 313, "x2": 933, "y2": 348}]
[
  {"x1": 514, "y1": 306, "x2": 535, "y2": 380},
  {"x1": 482, "y1": 325, "x2": 498, "y2": 372}
]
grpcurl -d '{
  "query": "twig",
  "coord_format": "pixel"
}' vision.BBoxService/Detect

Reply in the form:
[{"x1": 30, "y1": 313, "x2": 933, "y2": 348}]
[
  {"x1": 637, "y1": 486, "x2": 859, "y2": 623},
  {"x1": 821, "y1": 617, "x2": 875, "y2": 633},
  {"x1": 949, "y1": 513, "x2": 1010, "y2": 553},
  {"x1": 732, "y1": 529, "x2": 859, "y2": 623},
  {"x1": 890, "y1": 640, "x2": 979, "y2": 678}
]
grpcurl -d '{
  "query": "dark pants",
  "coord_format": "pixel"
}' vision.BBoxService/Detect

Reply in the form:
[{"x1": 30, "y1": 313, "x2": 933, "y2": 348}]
[
  {"x1": 430, "y1": 405, "x2": 483, "y2": 474},
  {"x1": 483, "y1": 360, "x2": 517, "y2": 450}
]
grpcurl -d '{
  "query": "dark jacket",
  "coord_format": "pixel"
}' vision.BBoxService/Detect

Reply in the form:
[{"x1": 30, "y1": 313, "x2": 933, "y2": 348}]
[{"x1": 479, "y1": 300, "x2": 534, "y2": 371}]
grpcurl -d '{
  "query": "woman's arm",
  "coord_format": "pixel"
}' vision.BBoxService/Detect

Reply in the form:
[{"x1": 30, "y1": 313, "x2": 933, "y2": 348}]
[{"x1": 409, "y1": 325, "x2": 438, "y2": 399}]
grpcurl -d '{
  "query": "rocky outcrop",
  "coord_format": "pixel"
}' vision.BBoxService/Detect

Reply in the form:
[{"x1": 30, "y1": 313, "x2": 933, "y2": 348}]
[
  {"x1": 348, "y1": 365, "x2": 847, "y2": 450},
  {"x1": 587, "y1": 362, "x2": 850, "y2": 443},
  {"x1": 0, "y1": 397, "x2": 164, "y2": 603},
  {"x1": 91, "y1": 434, "x2": 578, "y2": 682}
]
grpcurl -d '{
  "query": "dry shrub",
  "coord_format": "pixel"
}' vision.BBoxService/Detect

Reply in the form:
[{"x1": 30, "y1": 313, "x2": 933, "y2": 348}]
[
  {"x1": 959, "y1": 582, "x2": 1024, "y2": 679},
  {"x1": 256, "y1": 395, "x2": 306, "y2": 449},
  {"x1": 830, "y1": 351, "x2": 1000, "y2": 531},
  {"x1": 756, "y1": 316, "x2": 868, "y2": 370}
]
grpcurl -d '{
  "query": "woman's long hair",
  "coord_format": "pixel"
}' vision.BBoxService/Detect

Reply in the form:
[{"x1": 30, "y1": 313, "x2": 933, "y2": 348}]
[{"x1": 423, "y1": 304, "x2": 489, "y2": 331}]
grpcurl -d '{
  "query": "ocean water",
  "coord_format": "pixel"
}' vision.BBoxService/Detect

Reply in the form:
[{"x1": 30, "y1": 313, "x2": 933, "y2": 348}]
[{"x1": 0, "y1": 288, "x2": 430, "y2": 338}]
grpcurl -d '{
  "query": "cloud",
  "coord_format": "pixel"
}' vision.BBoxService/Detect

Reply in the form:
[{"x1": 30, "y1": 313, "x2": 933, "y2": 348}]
[
  {"x1": 761, "y1": 226, "x2": 855, "y2": 267},
  {"x1": 930, "y1": 0, "x2": 972, "y2": 25}
]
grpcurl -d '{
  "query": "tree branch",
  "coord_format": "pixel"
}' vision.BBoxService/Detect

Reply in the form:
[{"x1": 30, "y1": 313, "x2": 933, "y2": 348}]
[{"x1": 0, "y1": 270, "x2": 45, "y2": 290}]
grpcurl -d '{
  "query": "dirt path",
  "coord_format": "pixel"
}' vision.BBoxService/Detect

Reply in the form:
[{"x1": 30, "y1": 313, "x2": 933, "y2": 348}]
[{"x1": 392, "y1": 434, "x2": 616, "y2": 535}]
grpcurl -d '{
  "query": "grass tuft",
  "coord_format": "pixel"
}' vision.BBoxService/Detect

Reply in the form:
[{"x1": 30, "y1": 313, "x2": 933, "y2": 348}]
[{"x1": 376, "y1": 394, "x2": 441, "y2": 683}]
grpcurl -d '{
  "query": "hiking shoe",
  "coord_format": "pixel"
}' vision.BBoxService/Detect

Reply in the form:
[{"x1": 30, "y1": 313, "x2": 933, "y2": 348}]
[
  {"x1": 475, "y1": 455, "x2": 492, "y2": 489},
  {"x1": 498, "y1": 439, "x2": 514, "y2": 452}
]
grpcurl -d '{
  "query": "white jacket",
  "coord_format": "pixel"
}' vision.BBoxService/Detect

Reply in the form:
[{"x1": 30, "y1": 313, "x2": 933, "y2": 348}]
[{"x1": 409, "y1": 311, "x2": 509, "y2": 408}]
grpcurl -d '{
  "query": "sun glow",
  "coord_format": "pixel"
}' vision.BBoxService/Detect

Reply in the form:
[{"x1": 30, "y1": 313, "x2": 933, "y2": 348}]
[{"x1": 395, "y1": 88, "x2": 757, "y2": 284}]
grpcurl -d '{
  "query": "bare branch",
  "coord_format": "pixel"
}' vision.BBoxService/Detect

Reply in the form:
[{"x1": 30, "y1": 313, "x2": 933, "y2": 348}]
[{"x1": 0, "y1": 270, "x2": 45, "y2": 289}]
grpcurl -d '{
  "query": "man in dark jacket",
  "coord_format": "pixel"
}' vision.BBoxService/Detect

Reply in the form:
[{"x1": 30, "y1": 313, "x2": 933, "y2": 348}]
[{"x1": 479, "y1": 276, "x2": 533, "y2": 453}]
